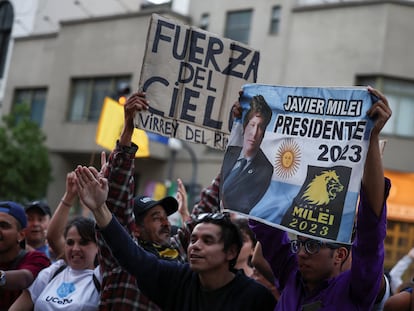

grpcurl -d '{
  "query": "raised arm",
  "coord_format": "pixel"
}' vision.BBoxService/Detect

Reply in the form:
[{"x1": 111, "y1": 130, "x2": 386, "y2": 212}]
[
  {"x1": 75, "y1": 164, "x2": 183, "y2": 309},
  {"x1": 363, "y1": 86, "x2": 392, "y2": 216},
  {"x1": 120, "y1": 91, "x2": 149, "y2": 146},
  {"x1": 9, "y1": 289, "x2": 34, "y2": 311},
  {"x1": 349, "y1": 87, "x2": 392, "y2": 307},
  {"x1": 191, "y1": 174, "x2": 221, "y2": 216},
  {"x1": 389, "y1": 248, "x2": 414, "y2": 293},
  {"x1": 46, "y1": 171, "x2": 78, "y2": 258},
  {"x1": 105, "y1": 91, "x2": 149, "y2": 228}
]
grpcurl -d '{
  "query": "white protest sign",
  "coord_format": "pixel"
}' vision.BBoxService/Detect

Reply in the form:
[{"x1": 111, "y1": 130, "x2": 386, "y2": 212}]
[{"x1": 136, "y1": 14, "x2": 260, "y2": 150}]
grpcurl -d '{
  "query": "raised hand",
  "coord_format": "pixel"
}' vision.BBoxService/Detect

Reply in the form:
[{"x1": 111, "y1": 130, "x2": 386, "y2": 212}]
[
  {"x1": 75, "y1": 165, "x2": 109, "y2": 212},
  {"x1": 176, "y1": 178, "x2": 190, "y2": 223},
  {"x1": 367, "y1": 86, "x2": 392, "y2": 136},
  {"x1": 98, "y1": 151, "x2": 109, "y2": 179},
  {"x1": 124, "y1": 91, "x2": 149, "y2": 128},
  {"x1": 120, "y1": 91, "x2": 149, "y2": 146},
  {"x1": 64, "y1": 171, "x2": 78, "y2": 203}
]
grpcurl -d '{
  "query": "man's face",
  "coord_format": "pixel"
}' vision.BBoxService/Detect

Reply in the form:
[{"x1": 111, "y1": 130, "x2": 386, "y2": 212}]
[
  {"x1": 243, "y1": 114, "x2": 266, "y2": 157},
  {"x1": 137, "y1": 205, "x2": 171, "y2": 246},
  {"x1": 295, "y1": 237, "x2": 337, "y2": 285},
  {"x1": 188, "y1": 223, "x2": 235, "y2": 274},
  {"x1": 0, "y1": 212, "x2": 24, "y2": 254},
  {"x1": 25, "y1": 209, "x2": 50, "y2": 248}
]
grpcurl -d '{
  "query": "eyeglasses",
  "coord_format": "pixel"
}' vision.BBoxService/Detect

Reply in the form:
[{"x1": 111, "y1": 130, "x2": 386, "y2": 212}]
[{"x1": 290, "y1": 238, "x2": 341, "y2": 255}]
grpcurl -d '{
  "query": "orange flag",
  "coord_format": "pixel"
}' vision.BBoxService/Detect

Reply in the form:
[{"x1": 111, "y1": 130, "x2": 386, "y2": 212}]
[{"x1": 96, "y1": 97, "x2": 150, "y2": 157}]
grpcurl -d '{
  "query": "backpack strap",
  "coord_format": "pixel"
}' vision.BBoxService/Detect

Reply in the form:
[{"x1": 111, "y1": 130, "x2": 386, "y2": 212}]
[
  {"x1": 50, "y1": 263, "x2": 100, "y2": 293},
  {"x1": 92, "y1": 273, "x2": 101, "y2": 293},
  {"x1": 50, "y1": 264, "x2": 67, "y2": 281}
]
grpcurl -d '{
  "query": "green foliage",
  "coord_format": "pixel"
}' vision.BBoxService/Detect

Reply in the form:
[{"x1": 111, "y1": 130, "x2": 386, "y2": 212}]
[{"x1": 0, "y1": 104, "x2": 52, "y2": 202}]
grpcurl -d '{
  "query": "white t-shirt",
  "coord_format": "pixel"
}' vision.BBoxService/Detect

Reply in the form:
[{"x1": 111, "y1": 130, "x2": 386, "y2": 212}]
[{"x1": 28, "y1": 259, "x2": 101, "y2": 311}]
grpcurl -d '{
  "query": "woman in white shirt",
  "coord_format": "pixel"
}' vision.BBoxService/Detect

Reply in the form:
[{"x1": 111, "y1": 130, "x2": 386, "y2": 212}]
[{"x1": 10, "y1": 172, "x2": 101, "y2": 311}]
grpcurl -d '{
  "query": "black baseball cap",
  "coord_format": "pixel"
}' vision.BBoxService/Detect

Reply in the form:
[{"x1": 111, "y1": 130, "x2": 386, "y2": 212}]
[
  {"x1": 133, "y1": 195, "x2": 178, "y2": 217},
  {"x1": 25, "y1": 200, "x2": 52, "y2": 217}
]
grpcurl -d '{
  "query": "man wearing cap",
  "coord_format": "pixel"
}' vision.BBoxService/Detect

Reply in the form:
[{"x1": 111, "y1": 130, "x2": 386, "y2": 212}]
[
  {"x1": 96, "y1": 92, "x2": 195, "y2": 310},
  {"x1": 24, "y1": 200, "x2": 53, "y2": 259},
  {"x1": 132, "y1": 195, "x2": 185, "y2": 260},
  {"x1": 0, "y1": 201, "x2": 50, "y2": 310}
]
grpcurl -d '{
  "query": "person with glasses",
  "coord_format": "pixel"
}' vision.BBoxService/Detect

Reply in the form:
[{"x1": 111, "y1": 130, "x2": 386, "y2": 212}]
[
  {"x1": 73, "y1": 167, "x2": 277, "y2": 310},
  {"x1": 0, "y1": 201, "x2": 50, "y2": 310},
  {"x1": 250, "y1": 86, "x2": 392, "y2": 310}
]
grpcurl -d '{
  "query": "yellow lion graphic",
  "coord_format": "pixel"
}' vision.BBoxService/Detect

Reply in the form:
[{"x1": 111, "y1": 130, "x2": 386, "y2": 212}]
[{"x1": 301, "y1": 170, "x2": 344, "y2": 206}]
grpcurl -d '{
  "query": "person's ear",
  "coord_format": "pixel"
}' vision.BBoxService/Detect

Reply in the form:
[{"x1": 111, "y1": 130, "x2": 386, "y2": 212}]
[
  {"x1": 17, "y1": 229, "x2": 25, "y2": 245},
  {"x1": 226, "y1": 244, "x2": 239, "y2": 262},
  {"x1": 132, "y1": 226, "x2": 141, "y2": 239},
  {"x1": 335, "y1": 247, "x2": 349, "y2": 264}
]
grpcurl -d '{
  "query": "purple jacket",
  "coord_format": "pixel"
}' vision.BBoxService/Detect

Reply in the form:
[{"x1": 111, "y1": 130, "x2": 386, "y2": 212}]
[{"x1": 251, "y1": 178, "x2": 390, "y2": 310}]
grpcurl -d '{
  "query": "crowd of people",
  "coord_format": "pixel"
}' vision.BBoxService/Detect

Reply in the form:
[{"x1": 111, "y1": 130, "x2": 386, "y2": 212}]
[{"x1": 2, "y1": 86, "x2": 412, "y2": 311}]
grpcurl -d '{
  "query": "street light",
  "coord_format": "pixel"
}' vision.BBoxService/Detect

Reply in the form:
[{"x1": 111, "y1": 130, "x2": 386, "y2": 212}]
[{"x1": 168, "y1": 138, "x2": 199, "y2": 209}]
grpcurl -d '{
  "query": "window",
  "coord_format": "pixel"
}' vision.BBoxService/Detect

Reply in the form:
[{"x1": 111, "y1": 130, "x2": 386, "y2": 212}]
[
  {"x1": 13, "y1": 88, "x2": 47, "y2": 127},
  {"x1": 269, "y1": 6, "x2": 281, "y2": 35},
  {"x1": 199, "y1": 13, "x2": 209, "y2": 30},
  {"x1": 68, "y1": 76, "x2": 131, "y2": 122},
  {"x1": 225, "y1": 10, "x2": 252, "y2": 44},
  {"x1": 0, "y1": 1, "x2": 13, "y2": 78},
  {"x1": 384, "y1": 220, "x2": 414, "y2": 276},
  {"x1": 357, "y1": 76, "x2": 414, "y2": 138}
]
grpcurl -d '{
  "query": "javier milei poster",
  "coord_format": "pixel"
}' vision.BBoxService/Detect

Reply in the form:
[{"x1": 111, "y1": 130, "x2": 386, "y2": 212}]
[{"x1": 222, "y1": 84, "x2": 375, "y2": 243}]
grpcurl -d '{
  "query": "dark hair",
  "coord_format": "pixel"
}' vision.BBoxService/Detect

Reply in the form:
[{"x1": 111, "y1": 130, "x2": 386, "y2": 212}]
[
  {"x1": 232, "y1": 217, "x2": 257, "y2": 247},
  {"x1": 233, "y1": 217, "x2": 257, "y2": 267},
  {"x1": 196, "y1": 213, "x2": 243, "y2": 270},
  {"x1": 64, "y1": 216, "x2": 96, "y2": 244},
  {"x1": 243, "y1": 95, "x2": 272, "y2": 131}
]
